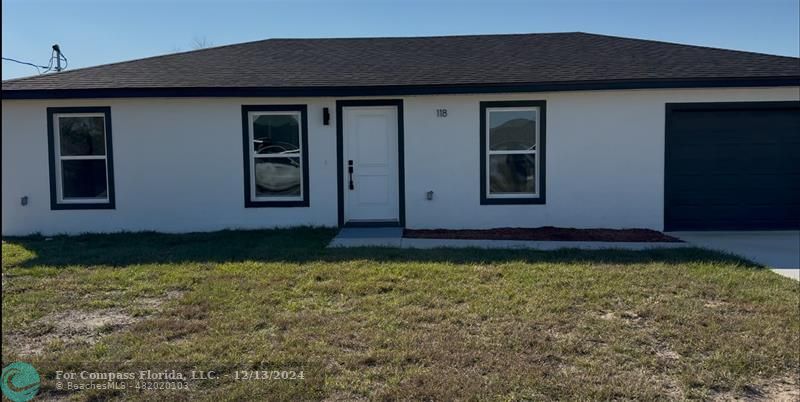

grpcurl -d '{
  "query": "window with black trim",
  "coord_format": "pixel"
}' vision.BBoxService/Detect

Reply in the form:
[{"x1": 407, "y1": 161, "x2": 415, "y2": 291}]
[
  {"x1": 47, "y1": 107, "x2": 115, "y2": 210},
  {"x1": 480, "y1": 100, "x2": 546, "y2": 205},
  {"x1": 242, "y1": 105, "x2": 309, "y2": 207}
]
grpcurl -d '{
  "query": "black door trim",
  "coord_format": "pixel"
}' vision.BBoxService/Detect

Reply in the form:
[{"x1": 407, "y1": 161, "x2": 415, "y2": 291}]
[
  {"x1": 664, "y1": 100, "x2": 800, "y2": 231},
  {"x1": 336, "y1": 99, "x2": 405, "y2": 228}
]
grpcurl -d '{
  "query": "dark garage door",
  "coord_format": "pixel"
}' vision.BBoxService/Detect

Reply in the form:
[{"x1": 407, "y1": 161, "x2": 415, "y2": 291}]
[{"x1": 665, "y1": 101, "x2": 800, "y2": 231}]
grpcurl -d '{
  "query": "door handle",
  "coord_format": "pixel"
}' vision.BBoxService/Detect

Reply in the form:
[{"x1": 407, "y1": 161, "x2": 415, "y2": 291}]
[{"x1": 348, "y1": 160, "x2": 354, "y2": 190}]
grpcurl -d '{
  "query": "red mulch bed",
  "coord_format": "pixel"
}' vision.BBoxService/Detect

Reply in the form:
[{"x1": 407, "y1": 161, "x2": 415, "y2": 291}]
[{"x1": 403, "y1": 227, "x2": 682, "y2": 243}]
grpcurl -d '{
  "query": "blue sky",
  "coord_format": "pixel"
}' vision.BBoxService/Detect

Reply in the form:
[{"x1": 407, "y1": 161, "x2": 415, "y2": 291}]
[{"x1": 2, "y1": 0, "x2": 799, "y2": 80}]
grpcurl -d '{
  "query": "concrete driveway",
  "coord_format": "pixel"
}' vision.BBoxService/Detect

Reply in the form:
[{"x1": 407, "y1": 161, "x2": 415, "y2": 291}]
[{"x1": 671, "y1": 231, "x2": 800, "y2": 280}]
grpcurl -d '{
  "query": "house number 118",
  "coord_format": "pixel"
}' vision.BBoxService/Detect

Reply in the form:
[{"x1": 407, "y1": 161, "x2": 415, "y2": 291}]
[{"x1": 436, "y1": 109, "x2": 448, "y2": 117}]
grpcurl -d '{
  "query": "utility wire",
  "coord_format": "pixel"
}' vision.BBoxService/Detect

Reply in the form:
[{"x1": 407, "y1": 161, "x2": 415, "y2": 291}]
[
  {"x1": 58, "y1": 50, "x2": 68, "y2": 70},
  {"x1": 2, "y1": 46, "x2": 69, "y2": 74},
  {"x1": 1, "y1": 57, "x2": 50, "y2": 74}
]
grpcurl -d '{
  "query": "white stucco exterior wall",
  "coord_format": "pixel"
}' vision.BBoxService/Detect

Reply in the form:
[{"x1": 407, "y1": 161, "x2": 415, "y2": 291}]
[
  {"x1": 2, "y1": 97, "x2": 339, "y2": 235},
  {"x1": 2, "y1": 87, "x2": 798, "y2": 235}
]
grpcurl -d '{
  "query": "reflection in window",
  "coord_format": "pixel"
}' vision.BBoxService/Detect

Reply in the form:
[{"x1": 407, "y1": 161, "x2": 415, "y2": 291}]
[
  {"x1": 253, "y1": 114, "x2": 300, "y2": 155},
  {"x1": 249, "y1": 112, "x2": 303, "y2": 200},
  {"x1": 489, "y1": 154, "x2": 536, "y2": 194},
  {"x1": 254, "y1": 157, "x2": 301, "y2": 197}
]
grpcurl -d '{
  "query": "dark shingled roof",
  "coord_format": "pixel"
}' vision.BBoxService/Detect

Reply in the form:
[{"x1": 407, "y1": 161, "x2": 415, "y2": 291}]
[{"x1": 2, "y1": 32, "x2": 799, "y2": 97}]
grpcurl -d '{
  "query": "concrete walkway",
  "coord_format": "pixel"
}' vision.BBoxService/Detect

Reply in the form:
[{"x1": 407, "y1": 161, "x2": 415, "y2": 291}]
[
  {"x1": 329, "y1": 228, "x2": 687, "y2": 251},
  {"x1": 671, "y1": 231, "x2": 800, "y2": 280},
  {"x1": 329, "y1": 229, "x2": 800, "y2": 281},
  {"x1": 400, "y1": 238, "x2": 686, "y2": 250}
]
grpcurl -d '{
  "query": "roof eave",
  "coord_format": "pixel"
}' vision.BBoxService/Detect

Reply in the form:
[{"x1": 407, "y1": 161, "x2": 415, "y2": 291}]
[{"x1": 3, "y1": 76, "x2": 799, "y2": 100}]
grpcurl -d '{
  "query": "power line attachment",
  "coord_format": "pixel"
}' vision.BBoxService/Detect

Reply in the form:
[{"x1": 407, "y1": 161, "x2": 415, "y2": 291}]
[{"x1": 2, "y1": 44, "x2": 68, "y2": 74}]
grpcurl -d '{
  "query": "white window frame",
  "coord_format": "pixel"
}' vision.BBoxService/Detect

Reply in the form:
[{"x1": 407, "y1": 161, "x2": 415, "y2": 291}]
[
  {"x1": 53, "y1": 112, "x2": 111, "y2": 204},
  {"x1": 248, "y1": 111, "x2": 304, "y2": 202},
  {"x1": 485, "y1": 106, "x2": 540, "y2": 199}
]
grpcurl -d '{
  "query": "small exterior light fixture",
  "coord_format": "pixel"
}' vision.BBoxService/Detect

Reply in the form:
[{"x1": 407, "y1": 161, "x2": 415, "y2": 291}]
[
  {"x1": 426, "y1": 191, "x2": 434, "y2": 200},
  {"x1": 21, "y1": 196, "x2": 28, "y2": 206},
  {"x1": 323, "y1": 107, "x2": 330, "y2": 125}
]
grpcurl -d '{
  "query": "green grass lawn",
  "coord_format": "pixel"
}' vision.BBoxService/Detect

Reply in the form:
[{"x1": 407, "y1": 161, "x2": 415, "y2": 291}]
[{"x1": 2, "y1": 228, "x2": 798, "y2": 401}]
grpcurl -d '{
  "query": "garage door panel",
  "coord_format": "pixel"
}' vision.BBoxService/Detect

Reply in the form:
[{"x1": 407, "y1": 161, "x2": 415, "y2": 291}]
[
  {"x1": 782, "y1": 147, "x2": 800, "y2": 173},
  {"x1": 744, "y1": 144, "x2": 782, "y2": 173},
  {"x1": 669, "y1": 178, "x2": 734, "y2": 200},
  {"x1": 670, "y1": 191, "x2": 737, "y2": 206},
  {"x1": 665, "y1": 102, "x2": 800, "y2": 231},
  {"x1": 669, "y1": 205, "x2": 746, "y2": 221},
  {"x1": 669, "y1": 216, "x2": 800, "y2": 231},
  {"x1": 739, "y1": 187, "x2": 797, "y2": 205}
]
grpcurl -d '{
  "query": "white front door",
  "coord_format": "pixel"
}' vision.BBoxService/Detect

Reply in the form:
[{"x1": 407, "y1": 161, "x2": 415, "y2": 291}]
[{"x1": 343, "y1": 106, "x2": 399, "y2": 224}]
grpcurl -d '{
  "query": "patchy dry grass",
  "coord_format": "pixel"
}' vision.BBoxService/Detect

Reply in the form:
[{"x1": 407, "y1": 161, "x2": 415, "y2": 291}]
[{"x1": 2, "y1": 228, "x2": 798, "y2": 401}]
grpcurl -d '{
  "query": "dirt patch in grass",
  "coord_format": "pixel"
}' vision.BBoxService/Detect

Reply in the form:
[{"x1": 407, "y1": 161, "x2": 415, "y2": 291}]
[
  {"x1": 596, "y1": 310, "x2": 645, "y2": 326},
  {"x1": 761, "y1": 378, "x2": 800, "y2": 402},
  {"x1": 322, "y1": 391, "x2": 369, "y2": 401},
  {"x1": 6, "y1": 309, "x2": 140, "y2": 355},
  {"x1": 712, "y1": 376, "x2": 800, "y2": 401},
  {"x1": 136, "y1": 290, "x2": 185, "y2": 310},
  {"x1": 704, "y1": 300, "x2": 732, "y2": 309},
  {"x1": 404, "y1": 226, "x2": 682, "y2": 242},
  {"x1": 4, "y1": 291, "x2": 184, "y2": 356}
]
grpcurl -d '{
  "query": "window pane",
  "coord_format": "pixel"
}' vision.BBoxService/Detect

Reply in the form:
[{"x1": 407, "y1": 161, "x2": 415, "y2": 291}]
[
  {"x1": 489, "y1": 154, "x2": 536, "y2": 194},
  {"x1": 59, "y1": 116, "x2": 106, "y2": 156},
  {"x1": 254, "y1": 157, "x2": 301, "y2": 197},
  {"x1": 253, "y1": 114, "x2": 300, "y2": 155},
  {"x1": 61, "y1": 159, "x2": 108, "y2": 199},
  {"x1": 489, "y1": 110, "x2": 536, "y2": 151}
]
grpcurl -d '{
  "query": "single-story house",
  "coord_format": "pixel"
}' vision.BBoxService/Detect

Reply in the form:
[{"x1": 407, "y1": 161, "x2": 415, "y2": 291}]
[{"x1": 2, "y1": 32, "x2": 799, "y2": 236}]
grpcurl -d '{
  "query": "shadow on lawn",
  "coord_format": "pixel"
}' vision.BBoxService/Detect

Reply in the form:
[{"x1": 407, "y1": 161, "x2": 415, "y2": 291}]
[{"x1": 3, "y1": 227, "x2": 762, "y2": 269}]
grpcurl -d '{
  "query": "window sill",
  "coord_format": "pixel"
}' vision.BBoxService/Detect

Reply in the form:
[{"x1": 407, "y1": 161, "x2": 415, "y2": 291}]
[
  {"x1": 245, "y1": 199, "x2": 309, "y2": 208},
  {"x1": 51, "y1": 202, "x2": 115, "y2": 210},
  {"x1": 480, "y1": 196, "x2": 545, "y2": 205}
]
